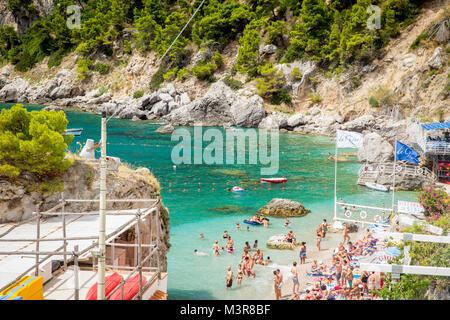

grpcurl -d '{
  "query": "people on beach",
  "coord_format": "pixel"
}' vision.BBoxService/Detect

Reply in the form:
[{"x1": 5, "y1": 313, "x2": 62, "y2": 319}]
[
  {"x1": 343, "y1": 224, "x2": 350, "y2": 244},
  {"x1": 226, "y1": 266, "x2": 233, "y2": 289},
  {"x1": 321, "y1": 219, "x2": 328, "y2": 238},
  {"x1": 273, "y1": 271, "x2": 280, "y2": 300},
  {"x1": 316, "y1": 226, "x2": 323, "y2": 251},
  {"x1": 291, "y1": 262, "x2": 299, "y2": 295},
  {"x1": 299, "y1": 242, "x2": 306, "y2": 264}
]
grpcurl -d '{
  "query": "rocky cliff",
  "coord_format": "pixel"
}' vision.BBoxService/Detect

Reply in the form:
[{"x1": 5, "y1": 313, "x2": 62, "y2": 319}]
[{"x1": 0, "y1": 1, "x2": 448, "y2": 159}]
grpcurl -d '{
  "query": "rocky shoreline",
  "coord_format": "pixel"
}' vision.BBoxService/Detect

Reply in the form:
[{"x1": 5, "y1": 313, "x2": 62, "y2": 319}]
[{"x1": 0, "y1": 64, "x2": 447, "y2": 193}]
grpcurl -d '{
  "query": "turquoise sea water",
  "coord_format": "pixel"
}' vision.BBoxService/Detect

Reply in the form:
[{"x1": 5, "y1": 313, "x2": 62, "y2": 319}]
[{"x1": 0, "y1": 103, "x2": 417, "y2": 300}]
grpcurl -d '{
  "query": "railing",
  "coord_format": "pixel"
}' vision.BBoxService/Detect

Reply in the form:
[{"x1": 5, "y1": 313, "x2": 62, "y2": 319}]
[
  {"x1": 358, "y1": 162, "x2": 437, "y2": 183},
  {"x1": 0, "y1": 196, "x2": 161, "y2": 300},
  {"x1": 423, "y1": 141, "x2": 450, "y2": 155}
]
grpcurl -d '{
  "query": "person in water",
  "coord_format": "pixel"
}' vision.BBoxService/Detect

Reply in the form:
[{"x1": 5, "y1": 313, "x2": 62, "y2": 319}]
[
  {"x1": 226, "y1": 236, "x2": 235, "y2": 253},
  {"x1": 222, "y1": 231, "x2": 229, "y2": 239},
  {"x1": 194, "y1": 249, "x2": 208, "y2": 256},
  {"x1": 199, "y1": 233, "x2": 204, "y2": 239},
  {"x1": 226, "y1": 266, "x2": 233, "y2": 289},
  {"x1": 263, "y1": 218, "x2": 269, "y2": 227},
  {"x1": 212, "y1": 240, "x2": 220, "y2": 256},
  {"x1": 284, "y1": 218, "x2": 291, "y2": 227},
  {"x1": 245, "y1": 226, "x2": 249, "y2": 231},
  {"x1": 236, "y1": 264, "x2": 244, "y2": 287},
  {"x1": 236, "y1": 223, "x2": 241, "y2": 231},
  {"x1": 253, "y1": 240, "x2": 258, "y2": 249}
]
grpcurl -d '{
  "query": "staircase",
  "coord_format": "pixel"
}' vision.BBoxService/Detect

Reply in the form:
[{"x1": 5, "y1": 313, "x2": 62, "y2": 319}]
[{"x1": 357, "y1": 169, "x2": 378, "y2": 185}]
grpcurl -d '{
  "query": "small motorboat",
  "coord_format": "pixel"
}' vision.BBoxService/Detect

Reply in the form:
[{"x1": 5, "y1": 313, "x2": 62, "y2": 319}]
[
  {"x1": 232, "y1": 186, "x2": 244, "y2": 193},
  {"x1": 260, "y1": 177, "x2": 287, "y2": 183},
  {"x1": 244, "y1": 218, "x2": 269, "y2": 225},
  {"x1": 365, "y1": 182, "x2": 390, "y2": 192}
]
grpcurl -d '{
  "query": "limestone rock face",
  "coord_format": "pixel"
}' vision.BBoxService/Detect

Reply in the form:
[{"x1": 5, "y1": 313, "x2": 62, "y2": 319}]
[
  {"x1": 340, "y1": 115, "x2": 375, "y2": 133},
  {"x1": 427, "y1": 47, "x2": 443, "y2": 69},
  {"x1": 357, "y1": 132, "x2": 394, "y2": 163},
  {"x1": 0, "y1": 77, "x2": 30, "y2": 102},
  {"x1": 258, "y1": 198, "x2": 310, "y2": 217},
  {"x1": 165, "y1": 81, "x2": 265, "y2": 127},
  {"x1": 287, "y1": 113, "x2": 307, "y2": 128},
  {"x1": 266, "y1": 234, "x2": 300, "y2": 250},
  {"x1": 258, "y1": 114, "x2": 288, "y2": 130}
]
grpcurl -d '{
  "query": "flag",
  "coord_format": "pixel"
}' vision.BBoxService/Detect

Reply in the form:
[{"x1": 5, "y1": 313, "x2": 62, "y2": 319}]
[
  {"x1": 336, "y1": 130, "x2": 363, "y2": 149},
  {"x1": 395, "y1": 141, "x2": 419, "y2": 164}
]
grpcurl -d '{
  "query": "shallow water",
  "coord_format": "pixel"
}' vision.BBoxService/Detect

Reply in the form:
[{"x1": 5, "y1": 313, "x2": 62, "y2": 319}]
[{"x1": 0, "y1": 103, "x2": 418, "y2": 299}]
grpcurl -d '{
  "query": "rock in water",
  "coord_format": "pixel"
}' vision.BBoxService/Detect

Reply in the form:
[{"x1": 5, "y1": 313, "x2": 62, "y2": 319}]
[
  {"x1": 156, "y1": 124, "x2": 175, "y2": 134},
  {"x1": 266, "y1": 234, "x2": 300, "y2": 250},
  {"x1": 258, "y1": 198, "x2": 310, "y2": 217}
]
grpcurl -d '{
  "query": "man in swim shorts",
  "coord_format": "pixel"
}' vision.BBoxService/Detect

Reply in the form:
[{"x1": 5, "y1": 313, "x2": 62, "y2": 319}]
[{"x1": 212, "y1": 240, "x2": 220, "y2": 256}]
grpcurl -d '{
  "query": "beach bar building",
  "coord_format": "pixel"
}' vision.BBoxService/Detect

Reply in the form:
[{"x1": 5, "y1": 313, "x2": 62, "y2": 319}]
[
  {"x1": 416, "y1": 121, "x2": 450, "y2": 184},
  {"x1": 0, "y1": 198, "x2": 168, "y2": 300}
]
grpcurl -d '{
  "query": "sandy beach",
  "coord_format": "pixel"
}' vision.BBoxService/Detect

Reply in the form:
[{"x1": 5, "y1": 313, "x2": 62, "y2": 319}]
[{"x1": 277, "y1": 228, "x2": 366, "y2": 300}]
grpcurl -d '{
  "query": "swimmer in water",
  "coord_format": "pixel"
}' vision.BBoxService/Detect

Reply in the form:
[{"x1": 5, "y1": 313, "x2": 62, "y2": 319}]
[
  {"x1": 194, "y1": 249, "x2": 208, "y2": 256},
  {"x1": 284, "y1": 218, "x2": 291, "y2": 227},
  {"x1": 236, "y1": 223, "x2": 240, "y2": 231},
  {"x1": 199, "y1": 233, "x2": 204, "y2": 239}
]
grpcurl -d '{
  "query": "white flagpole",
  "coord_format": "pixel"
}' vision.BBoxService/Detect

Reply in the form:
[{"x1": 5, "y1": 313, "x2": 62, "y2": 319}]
[
  {"x1": 334, "y1": 136, "x2": 338, "y2": 221},
  {"x1": 391, "y1": 141, "x2": 397, "y2": 212}
]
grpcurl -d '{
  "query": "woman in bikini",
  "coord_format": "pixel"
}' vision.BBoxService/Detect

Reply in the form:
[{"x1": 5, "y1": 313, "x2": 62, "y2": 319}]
[
  {"x1": 236, "y1": 264, "x2": 244, "y2": 286},
  {"x1": 316, "y1": 227, "x2": 323, "y2": 251}
]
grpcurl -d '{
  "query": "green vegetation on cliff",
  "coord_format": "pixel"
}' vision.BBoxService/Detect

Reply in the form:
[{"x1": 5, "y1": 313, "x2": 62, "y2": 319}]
[
  {"x1": 0, "y1": 0, "x2": 423, "y2": 82},
  {"x1": 0, "y1": 104, "x2": 73, "y2": 179}
]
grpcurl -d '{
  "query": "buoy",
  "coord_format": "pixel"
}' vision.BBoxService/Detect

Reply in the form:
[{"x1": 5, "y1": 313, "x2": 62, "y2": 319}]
[
  {"x1": 344, "y1": 210, "x2": 352, "y2": 218},
  {"x1": 183, "y1": 189, "x2": 186, "y2": 192},
  {"x1": 360, "y1": 211, "x2": 367, "y2": 219},
  {"x1": 198, "y1": 189, "x2": 201, "y2": 192},
  {"x1": 169, "y1": 189, "x2": 172, "y2": 193},
  {"x1": 212, "y1": 188, "x2": 215, "y2": 191}
]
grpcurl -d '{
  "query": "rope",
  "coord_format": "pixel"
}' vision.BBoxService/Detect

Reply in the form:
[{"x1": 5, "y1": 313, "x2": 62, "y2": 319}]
[{"x1": 156, "y1": 0, "x2": 208, "y2": 66}]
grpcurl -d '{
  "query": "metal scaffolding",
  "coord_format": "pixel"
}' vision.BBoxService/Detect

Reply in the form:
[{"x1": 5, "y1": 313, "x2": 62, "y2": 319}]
[{"x1": 0, "y1": 196, "x2": 163, "y2": 300}]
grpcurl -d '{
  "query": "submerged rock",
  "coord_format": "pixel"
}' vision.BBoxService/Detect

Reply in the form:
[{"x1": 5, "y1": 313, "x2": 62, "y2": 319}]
[
  {"x1": 156, "y1": 124, "x2": 175, "y2": 134},
  {"x1": 258, "y1": 198, "x2": 310, "y2": 217}
]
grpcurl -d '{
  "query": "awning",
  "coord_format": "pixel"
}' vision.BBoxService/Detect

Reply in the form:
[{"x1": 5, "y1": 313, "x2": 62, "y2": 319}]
[{"x1": 421, "y1": 122, "x2": 450, "y2": 130}]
